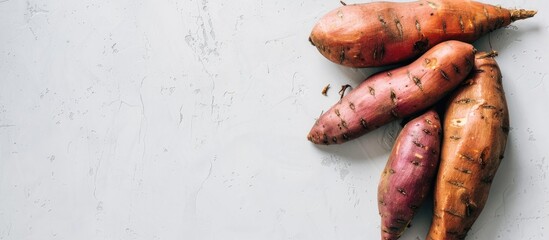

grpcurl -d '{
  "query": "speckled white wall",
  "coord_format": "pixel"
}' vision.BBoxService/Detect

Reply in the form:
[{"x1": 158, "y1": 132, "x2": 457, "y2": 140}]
[{"x1": 0, "y1": 0, "x2": 547, "y2": 239}]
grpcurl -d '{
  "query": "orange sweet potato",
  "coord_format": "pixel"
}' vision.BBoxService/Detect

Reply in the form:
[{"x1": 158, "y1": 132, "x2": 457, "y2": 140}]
[
  {"x1": 309, "y1": 0, "x2": 535, "y2": 67},
  {"x1": 427, "y1": 52, "x2": 510, "y2": 240}
]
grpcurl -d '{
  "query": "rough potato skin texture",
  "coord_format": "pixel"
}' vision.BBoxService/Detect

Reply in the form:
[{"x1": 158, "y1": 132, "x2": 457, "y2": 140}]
[
  {"x1": 309, "y1": 0, "x2": 536, "y2": 67},
  {"x1": 307, "y1": 40, "x2": 475, "y2": 145},
  {"x1": 378, "y1": 109, "x2": 441, "y2": 240},
  {"x1": 427, "y1": 53, "x2": 510, "y2": 240}
]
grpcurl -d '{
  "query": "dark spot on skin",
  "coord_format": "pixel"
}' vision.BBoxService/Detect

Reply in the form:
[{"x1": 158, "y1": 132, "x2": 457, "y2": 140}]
[
  {"x1": 379, "y1": 199, "x2": 386, "y2": 206},
  {"x1": 412, "y1": 160, "x2": 420, "y2": 166},
  {"x1": 455, "y1": 98, "x2": 474, "y2": 104},
  {"x1": 496, "y1": 18, "x2": 504, "y2": 29},
  {"x1": 413, "y1": 140, "x2": 425, "y2": 148},
  {"x1": 442, "y1": 21, "x2": 447, "y2": 34},
  {"x1": 349, "y1": 102, "x2": 355, "y2": 110},
  {"x1": 373, "y1": 44, "x2": 385, "y2": 62},
  {"x1": 465, "y1": 57, "x2": 473, "y2": 67},
  {"x1": 369, "y1": 86, "x2": 375, "y2": 96},
  {"x1": 390, "y1": 90, "x2": 397, "y2": 104},
  {"x1": 341, "y1": 120, "x2": 348, "y2": 129},
  {"x1": 448, "y1": 180, "x2": 466, "y2": 188},
  {"x1": 479, "y1": 148, "x2": 488, "y2": 169},
  {"x1": 452, "y1": 64, "x2": 460, "y2": 74},
  {"x1": 472, "y1": 16, "x2": 478, "y2": 35},
  {"x1": 360, "y1": 118, "x2": 368, "y2": 129},
  {"x1": 465, "y1": 203, "x2": 476, "y2": 217},
  {"x1": 459, "y1": 15, "x2": 465, "y2": 33},
  {"x1": 430, "y1": 12, "x2": 434, "y2": 16},
  {"x1": 454, "y1": 167, "x2": 472, "y2": 174},
  {"x1": 413, "y1": 39, "x2": 429, "y2": 52},
  {"x1": 409, "y1": 72, "x2": 423, "y2": 91},
  {"x1": 322, "y1": 134, "x2": 329, "y2": 144},
  {"x1": 481, "y1": 175, "x2": 494, "y2": 184},
  {"x1": 396, "y1": 218, "x2": 407, "y2": 224},
  {"x1": 387, "y1": 226, "x2": 400, "y2": 233},
  {"x1": 440, "y1": 69, "x2": 450, "y2": 81},
  {"x1": 481, "y1": 104, "x2": 497, "y2": 109},
  {"x1": 395, "y1": 19, "x2": 404, "y2": 39},
  {"x1": 460, "y1": 153, "x2": 475, "y2": 162},
  {"x1": 378, "y1": 15, "x2": 387, "y2": 27}
]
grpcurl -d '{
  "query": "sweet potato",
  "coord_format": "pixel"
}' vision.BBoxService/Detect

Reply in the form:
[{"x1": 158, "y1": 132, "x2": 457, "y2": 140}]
[
  {"x1": 427, "y1": 52, "x2": 509, "y2": 240},
  {"x1": 307, "y1": 40, "x2": 474, "y2": 145},
  {"x1": 378, "y1": 109, "x2": 441, "y2": 240},
  {"x1": 309, "y1": 0, "x2": 536, "y2": 67}
]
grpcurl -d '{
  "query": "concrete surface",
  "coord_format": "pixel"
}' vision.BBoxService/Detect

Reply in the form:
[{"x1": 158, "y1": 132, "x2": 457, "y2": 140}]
[{"x1": 1, "y1": 0, "x2": 548, "y2": 239}]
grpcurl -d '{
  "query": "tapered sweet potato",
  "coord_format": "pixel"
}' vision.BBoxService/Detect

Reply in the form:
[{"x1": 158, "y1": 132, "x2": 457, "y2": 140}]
[
  {"x1": 307, "y1": 40, "x2": 474, "y2": 145},
  {"x1": 378, "y1": 109, "x2": 441, "y2": 240},
  {"x1": 427, "y1": 53, "x2": 509, "y2": 240},
  {"x1": 309, "y1": 0, "x2": 536, "y2": 67}
]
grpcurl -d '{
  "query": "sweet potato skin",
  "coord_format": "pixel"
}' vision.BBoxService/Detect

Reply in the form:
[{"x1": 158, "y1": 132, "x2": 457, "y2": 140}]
[
  {"x1": 378, "y1": 109, "x2": 441, "y2": 240},
  {"x1": 310, "y1": 0, "x2": 536, "y2": 67},
  {"x1": 307, "y1": 40, "x2": 475, "y2": 145},
  {"x1": 427, "y1": 53, "x2": 510, "y2": 240}
]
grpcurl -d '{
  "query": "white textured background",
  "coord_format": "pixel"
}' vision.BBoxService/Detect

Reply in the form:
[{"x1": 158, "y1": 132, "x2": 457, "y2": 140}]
[{"x1": 1, "y1": 0, "x2": 548, "y2": 239}]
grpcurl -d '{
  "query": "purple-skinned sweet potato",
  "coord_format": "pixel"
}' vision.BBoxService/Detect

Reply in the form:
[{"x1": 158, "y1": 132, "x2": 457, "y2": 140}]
[
  {"x1": 307, "y1": 40, "x2": 475, "y2": 145},
  {"x1": 378, "y1": 109, "x2": 442, "y2": 240}
]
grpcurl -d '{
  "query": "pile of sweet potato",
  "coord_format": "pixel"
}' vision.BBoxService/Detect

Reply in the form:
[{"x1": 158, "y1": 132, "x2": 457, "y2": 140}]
[{"x1": 306, "y1": 1, "x2": 535, "y2": 239}]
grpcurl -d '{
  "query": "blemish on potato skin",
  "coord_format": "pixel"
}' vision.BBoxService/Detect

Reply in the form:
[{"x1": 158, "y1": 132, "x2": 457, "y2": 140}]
[
  {"x1": 449, "y1": 135, "x2": 461, "y2": 140},
  {"x1": 454, "y1": 167, "x2": 472, "y2": 174},
  {"x1": 442, "y1": 20, "x2": 447, "y2": 34},
  {"x1": 459, "y1": 15, "x2": 465, "y2": 33},
  {"x1": 390, "y1": 90, "x2": 397, "y2": 104},
  {"x1": 413, "y1": 39, "x2": 429, "y2": 52},
  {"x1": 395, "y1": 19, "x2": 404, "y2": 39},
  {"x1": 440, "y1": 69, "x2": 450, "y2": 81},
  {"x1": 452, "y1": 64, "x2": 460, "y2": 74},
  {"x1": 339, "y1": 48, "x2": 346, "y2": 64},
  {"x1": 349, "y1": 102, "x2": 356, "y2": 110},
  {"x1": 360, "y1": 118, "x2": 368, "y2": 129},
  {"x1": 369, "y1": 86, "x2": 376, "y2": 96}
]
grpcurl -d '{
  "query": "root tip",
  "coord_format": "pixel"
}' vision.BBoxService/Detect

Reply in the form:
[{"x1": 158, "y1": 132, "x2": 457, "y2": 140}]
[{"x1": 510, "y1": 9, "x2": 537, "y2": 21}]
